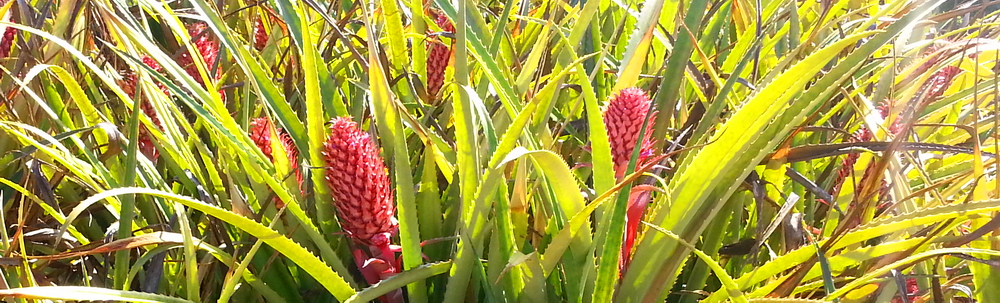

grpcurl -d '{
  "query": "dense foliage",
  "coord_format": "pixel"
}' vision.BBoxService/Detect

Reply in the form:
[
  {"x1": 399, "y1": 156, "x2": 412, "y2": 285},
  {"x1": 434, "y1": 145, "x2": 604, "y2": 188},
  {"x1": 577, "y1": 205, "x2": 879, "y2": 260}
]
[{"x1": 0, "y1": 0, "x2": 998, "y2": 301}]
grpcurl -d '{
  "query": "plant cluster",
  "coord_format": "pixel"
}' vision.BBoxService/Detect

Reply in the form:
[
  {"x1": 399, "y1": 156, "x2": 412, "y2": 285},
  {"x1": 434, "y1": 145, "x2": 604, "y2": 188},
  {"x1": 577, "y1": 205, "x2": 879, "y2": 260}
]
[{"x1": 0, "y1": 0, "x2": 998, "y2": 301}]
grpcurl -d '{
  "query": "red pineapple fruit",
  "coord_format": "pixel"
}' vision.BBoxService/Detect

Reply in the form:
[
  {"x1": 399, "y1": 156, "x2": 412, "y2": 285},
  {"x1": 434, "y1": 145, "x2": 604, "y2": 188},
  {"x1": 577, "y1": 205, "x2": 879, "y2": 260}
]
[
  {"x1": 253, "y1": 18, "x2": 268, "y2": 51},
  {"x1": 831, "y1": 66, "x2": 960, "y2": 213},
  {"x1": 125, "y1": 23, "x2": 222, "y2": 95},
  {"x1": 136, "y1": 129, "x2": 159, "y2": 161},
  {"x1": 136, "y1": 99, "x2": 163, "y2": 161},
  {"x1": 890, "y1": 278, "x2": 919, "y2": 303},
  {"x1": 926, "y1": 65, "x2": 959, "y2": 100},
  {"x1": 121, "y1": 55, "x2": 167, "y2": 161},
  {"x1": 249, "y1": 117, "x2": 277, "y2": 161},
  {"x1": 0, "y1": 0, "x2": 16, "y2": 59},
  {"x1": 0, "y1": 27, "x2": 14, "y2": 58},
  {"x1": 425, "y1": 12, "x2": 454, "y2": 101},
  {"x1": 603, "y1": 87, "x2": 657, "y2": 180},
  {"x1": 179, "y1": 23, "x2": 222, "y2": 90},
  {"x1": 121, "y1": 56, "x2": 167, "y2": 99},
  {"x1": 602, "y1": 87, "x2": 658, "y2": 273},
  {"x1": 830, "y1": 99, "x2": 900, "y2": 205},
  {"x1": 176, "y1": 22, "x2": 228, "y2": 102},
  {"x1": 321, "y1": 117, "x2": 398, "y2": 247},
  {"x1": 322, "y1": 117, "x2": 401, "y2": 298},
  {"x1": 248, "y1": 117, "x2": 301, "y2": 208},
  {"x1": 118, "y1": 22, "x2": 227, "y2": 162}
]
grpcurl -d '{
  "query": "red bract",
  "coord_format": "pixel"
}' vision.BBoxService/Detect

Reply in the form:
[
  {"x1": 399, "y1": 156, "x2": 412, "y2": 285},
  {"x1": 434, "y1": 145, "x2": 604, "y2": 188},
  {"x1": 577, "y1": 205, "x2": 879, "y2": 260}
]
[
  {"x1": 425, "y1": 13, "x2": 454, "y2": 101},
  {"x1": 603, "y1": 87, "x2": 657, "y2": 179},
  {"x1": 249, "y1": 117, "x2": 301, "y2": 208},
  {"x1": 322, "y1": 117, "x2": 398, "y2": 247}
]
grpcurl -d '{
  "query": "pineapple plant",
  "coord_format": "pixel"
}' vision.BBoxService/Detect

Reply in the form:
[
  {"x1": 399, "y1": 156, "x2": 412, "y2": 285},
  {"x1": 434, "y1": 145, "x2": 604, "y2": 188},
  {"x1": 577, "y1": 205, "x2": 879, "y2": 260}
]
[{"x1": 0, "y1": 0, "x2": 997, "y2": 302}]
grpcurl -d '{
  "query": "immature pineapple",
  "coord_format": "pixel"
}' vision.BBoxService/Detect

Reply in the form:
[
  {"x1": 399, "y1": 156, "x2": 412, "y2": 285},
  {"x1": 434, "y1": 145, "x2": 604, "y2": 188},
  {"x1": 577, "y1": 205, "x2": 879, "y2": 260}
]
[
  {"x1": 322, "y1": 117, "x2": 398, "y2": 247},
  {"x1": 253, "y1": 18, "x2": 268, "y2": 51},
  {"x1": 179, "y1": 23, "x2": 222, "y2": 88},
  {"x1": 136, "y1": 99, "x2": 163, "y2": 162},
  {"x1": 120, "y1": 23, "x2": 226, "y2": 162},
  {"x1": 249, "y1": 117, "x2": 301, "y2": 208},
  {"x1": 0, "y1": 0, "x2": 15, "y2": 59},
  {"x1": 122, "y1": 23, "x2": 222, "y2": 97},
  {"x1": 603, "y1": 87, "x2": 657, "y2": 179},
  {"x1": 425, "y1": 13, "x2": 454, "y2": 101},
  {"x1": 120, "y1": 56, "x2": 166, "y2": 161},
  {"x1": 890, "y1": 278, "x2": 919, "y2": 303},
  {"x1": 830, "y1": 65, "x2": 961, "y2": 202},
  {"x1": 248, "y1": 117, "x2": 299, "y2": 173},
  {"x1": 121, "y1": 56, "x2": 170, "y2": 102},
  {"x1": 249, "y1": 117, "x2": 278, "y2": 161},
  {"x1": 135, "y1": 129, "x2": 159, "y2": 161},
  {"x1": 926, "y1": 65, "x2": 959, "y2": 100},
  {"x1": 0, "y1": 27, "x2": 14, "y2": 58}
]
